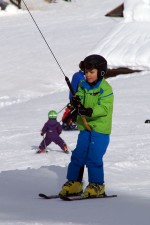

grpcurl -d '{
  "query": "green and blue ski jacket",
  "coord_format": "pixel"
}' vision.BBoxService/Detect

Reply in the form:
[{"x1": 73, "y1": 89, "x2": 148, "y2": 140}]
[{"x1": 76, "y1": 78, "x2": 114, "y2": 134}]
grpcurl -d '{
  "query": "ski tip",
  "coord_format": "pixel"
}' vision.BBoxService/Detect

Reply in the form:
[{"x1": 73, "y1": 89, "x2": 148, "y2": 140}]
[
  {"x1": 104, "y1": 192, "x2": 117, "y2": 197},
  {"x1": 39, "y1": 193, "x2": 60, "y2": 199},
  {"x1": 39, "y1": 193, "x2": 46, "y2": 198},
  {"x1": 107, "y1": 194, "x2": 117, "y2": 197},
  {"x1": 39, "y1": 193, "x2": 50, "y2": 199}
]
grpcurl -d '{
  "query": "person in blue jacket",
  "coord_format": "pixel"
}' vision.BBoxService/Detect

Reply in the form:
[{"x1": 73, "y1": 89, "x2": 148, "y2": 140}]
[
  {"x1": 62, "y1": 70, "x2": 85, "y2": 130},
  {"x1": 69, "y1": 70, "x2": 85, "y2": 100}
]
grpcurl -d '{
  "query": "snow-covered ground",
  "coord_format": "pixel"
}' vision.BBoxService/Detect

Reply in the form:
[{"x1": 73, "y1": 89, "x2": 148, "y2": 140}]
[
  {"x1": 0, "y1": 0, "x2": 150, "y2": 224},
  {"x1": 92, "y1": 0, "x2": 150, "y2": 69}
]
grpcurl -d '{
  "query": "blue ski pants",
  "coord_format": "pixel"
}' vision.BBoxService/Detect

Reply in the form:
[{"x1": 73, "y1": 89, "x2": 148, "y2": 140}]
[{"x1": 67, "y1": 130, "x2": 110, "y2": 184}]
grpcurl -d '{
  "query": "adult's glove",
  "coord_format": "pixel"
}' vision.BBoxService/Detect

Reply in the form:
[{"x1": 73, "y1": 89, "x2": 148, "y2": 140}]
[
  {"x1": 71, "y1": 96, "x2": 81, "y2": 108},
  {"x1": 78, "y1": 107, "x2": 93, "y2": 117}
]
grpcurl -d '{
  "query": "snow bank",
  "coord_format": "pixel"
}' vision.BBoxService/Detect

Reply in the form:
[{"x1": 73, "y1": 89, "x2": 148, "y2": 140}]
[
  {"x1": 91, "y1": 21, "x2": 150, "y2": 70},
  {"x1": 124, "y1": 0, "x2": 150, "y2": 22},
  {"x1": 91, "y1": 0, "x2": 150, "y2": 70}
]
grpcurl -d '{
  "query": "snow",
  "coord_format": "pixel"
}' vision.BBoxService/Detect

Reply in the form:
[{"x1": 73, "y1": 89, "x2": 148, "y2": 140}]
[
  {"x1": 0, "y1": 0, "x2": 150, "y2": 224},
  {"x1": 91, "y1": 0, "x2": 150, "y2": 70},
  {"x1": 124, "y1": 0, "x2": 150, "y2": 22}
]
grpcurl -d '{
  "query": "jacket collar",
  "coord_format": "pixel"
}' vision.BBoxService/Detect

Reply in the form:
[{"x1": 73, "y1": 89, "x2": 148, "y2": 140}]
[{"x1": 81, "y1": 79, "x2": 103, "y2": 91}]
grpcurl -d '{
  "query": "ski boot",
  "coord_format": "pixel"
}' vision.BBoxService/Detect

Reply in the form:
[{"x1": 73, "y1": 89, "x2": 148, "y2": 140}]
[
  {"x1": 63, "y1": 144, "x2": 69, "y2": 154},
  {"x1": 36, "y1": 148, "x2": 48, "y2": 154},
  {"x1": 82, "y1": 183, "x2": 105, "y2": 198},
  {"x1": 59, "y1": 181, "x2": 83, "y2": 197}
]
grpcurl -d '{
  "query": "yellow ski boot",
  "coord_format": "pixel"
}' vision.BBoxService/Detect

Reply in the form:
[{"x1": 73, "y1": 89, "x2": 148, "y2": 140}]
[
  {"x1": 59, "y1": 181, "x2": 83, "y2": 197},
  {"x1": 82, "y1": 183, "x2": 105, "y2": 198}
]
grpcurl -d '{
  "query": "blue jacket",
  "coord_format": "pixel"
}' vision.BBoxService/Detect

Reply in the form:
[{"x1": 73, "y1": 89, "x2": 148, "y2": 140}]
[{"x1": 69, "y1": 70, "x2": 85, "y2": 100}]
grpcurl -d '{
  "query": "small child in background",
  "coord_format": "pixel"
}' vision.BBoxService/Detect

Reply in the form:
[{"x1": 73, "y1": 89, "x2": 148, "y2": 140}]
[{"x1": 37, "y1": 110, "x2": 69, "y2": 154}]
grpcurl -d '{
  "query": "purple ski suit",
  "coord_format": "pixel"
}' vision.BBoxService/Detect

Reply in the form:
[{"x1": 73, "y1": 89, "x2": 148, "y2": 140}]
[{"x1": 39, "y1": 119, "x2": 66, "y2": 150}]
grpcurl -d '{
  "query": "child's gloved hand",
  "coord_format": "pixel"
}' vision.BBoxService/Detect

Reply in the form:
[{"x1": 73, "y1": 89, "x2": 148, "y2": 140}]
[
  {"x1": 78, "y1": 107, "x2": 93, "y2": 117},
  {"x1": 41, "y1": 132, "x2": 44, "y2": 136},
  {"x1": 71, "y1": 96, "x2": 81, "y2": 108}
]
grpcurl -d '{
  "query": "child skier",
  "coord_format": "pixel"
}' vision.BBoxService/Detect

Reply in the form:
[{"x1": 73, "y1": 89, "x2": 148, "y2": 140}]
[
  {"x1": 37, "y1": 110, "x2": 69, "y2": 154},
  {"x1": 62, "y1": 70, "x2": 85, "y2": 131},
  {"x1": 59, "y1": 54, "x2": 114, "y2": 198}
]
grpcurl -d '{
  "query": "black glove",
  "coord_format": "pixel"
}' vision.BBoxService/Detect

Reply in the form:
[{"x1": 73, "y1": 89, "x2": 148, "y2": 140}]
[
  {"x1": 67, "y1": 103, "x2": 74, "y2": 109},
  {"x1": 78, "y1": 107, "x2": 93, "y2": 117},
  {"x1": 71, "y1": 96, "x2": 81, "y2": 108},
  {"x1": 41, "y1": 132, "x2": 44, "y2": 136}
]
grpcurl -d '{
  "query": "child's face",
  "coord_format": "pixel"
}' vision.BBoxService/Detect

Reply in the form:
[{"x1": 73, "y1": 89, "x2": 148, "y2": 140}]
[{"x1": 85, "y1": 69, "x2": 98, "y2": 83}]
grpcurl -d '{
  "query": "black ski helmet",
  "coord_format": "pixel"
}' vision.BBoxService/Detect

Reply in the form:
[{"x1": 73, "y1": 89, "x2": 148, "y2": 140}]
[{"x1": 79, "y1": 54, "x2": 107, "y2": 80}]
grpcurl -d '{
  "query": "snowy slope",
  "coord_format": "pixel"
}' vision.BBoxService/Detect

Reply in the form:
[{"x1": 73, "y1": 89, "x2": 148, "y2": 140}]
[
  {"x1": 0, "y1": 0, "x2": 150, "y2": 225},
  {"x1": 91, "y1": 21, "x2": 150, "y2": 70},
  {"x1": 91, "y1": 0, "x2": 150, "y2": 70}
]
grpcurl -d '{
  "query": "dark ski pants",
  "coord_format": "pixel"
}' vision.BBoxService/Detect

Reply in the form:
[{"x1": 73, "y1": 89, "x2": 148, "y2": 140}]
[{"x1": 39, "y1": 135, "x2": 65, "y2": 150}]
